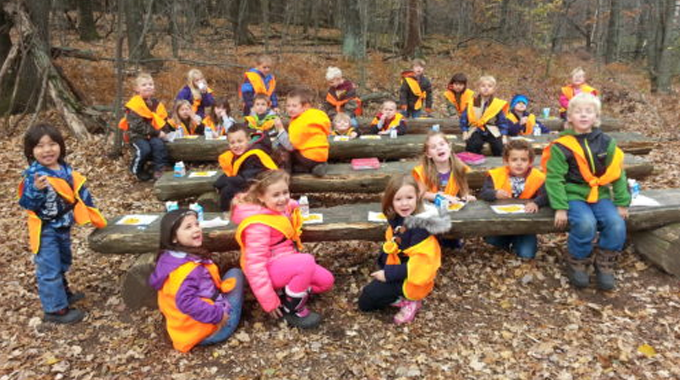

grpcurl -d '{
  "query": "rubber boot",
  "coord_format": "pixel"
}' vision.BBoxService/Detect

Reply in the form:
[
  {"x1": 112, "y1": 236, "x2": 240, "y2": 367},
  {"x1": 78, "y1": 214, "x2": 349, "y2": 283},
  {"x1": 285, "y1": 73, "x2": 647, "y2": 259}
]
[
  {"x1": 63, "y1": 278, "x2": 85, "y2": 305},
  {"x1": 281, "y1": 288, "x2": 321, "y2": 329},
  {"x1": 564, "y1": 254, "x2": 592, "y2": 288},
  {"x1": 595, "y1": 249, "x2": 620, "y2": 291}
]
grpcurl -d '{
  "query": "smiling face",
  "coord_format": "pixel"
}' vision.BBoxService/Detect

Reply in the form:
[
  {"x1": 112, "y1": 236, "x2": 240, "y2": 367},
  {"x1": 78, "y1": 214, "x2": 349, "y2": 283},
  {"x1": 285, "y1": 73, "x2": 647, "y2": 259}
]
[
  {"x1": 393, "y1": 184, "x2": 418, "y2": 217},
  {"x1": 334, "y1": 118, "x2": 350, "y2": 132},
  {"x1": 328, "y1": 77, "x2": 343, "y2": 88},
  {"x1": 413, "y1": 64, "x2": 424, "y2": 76},
  {"x1": 505, "y1": 149, "x2": 531, "y2": 177},
  {"x1": 227, "y1": 129, "x2": 249, "y2": 156},
  {"x1": 258, "y1": 179, "x2": 290, "y2": 213},
  {"x1": 257, "y1": 61, "x2": 272, "y2": 76},
  {"x1": 252, "y1": 98, "x2": 269, "y2": 114},
  {"x1": 33, "y1": 135, "x2": 62, "y2": 170},
  {"x1": 425, "y1": 135, "x2": 452, "y2": 164},
  {"x1": 478, "y1": 80, "x2": 495, "y2": 97},
  {"x1": 135, "y1": 78, "x2": 155, "y2": 99},
  {"x1": 174, "y1": 214, "x2": 203, "y2": 248},
  {"x1": 568, "y1": 103, "x2": 598, "y2": 134}
]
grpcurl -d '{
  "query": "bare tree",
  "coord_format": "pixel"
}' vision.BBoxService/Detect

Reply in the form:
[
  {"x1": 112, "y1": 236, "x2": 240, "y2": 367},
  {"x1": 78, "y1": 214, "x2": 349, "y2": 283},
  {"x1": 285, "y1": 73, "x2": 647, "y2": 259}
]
[
  {"x1": 402, "y1": 0, "x2": 422, "y2": 57},
  {"x1": 648, "y1": 0, "x2": 678, "y2": 92},
  {"x1": 604, "y1": 0, "x2": 622, "y2": 63},
  {"x1": 77, "y1": 0, "x2": 100, "y2": 41}
]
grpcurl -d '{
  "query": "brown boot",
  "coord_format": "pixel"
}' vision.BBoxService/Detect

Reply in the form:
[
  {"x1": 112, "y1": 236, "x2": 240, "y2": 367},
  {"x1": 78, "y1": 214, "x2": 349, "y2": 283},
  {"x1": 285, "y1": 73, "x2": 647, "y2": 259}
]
[
  {"x1": 595, "y1": 249, "x2": 620, "y2": 291},
  {"x1": 564, "y1": 254, "x2": 592, "y2": 288}
]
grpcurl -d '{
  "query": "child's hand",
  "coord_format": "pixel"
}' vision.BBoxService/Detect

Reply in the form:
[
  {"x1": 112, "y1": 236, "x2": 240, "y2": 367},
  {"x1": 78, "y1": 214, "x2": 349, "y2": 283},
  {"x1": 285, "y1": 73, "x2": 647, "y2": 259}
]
[
  {"x1": 192, "y1": 114, "x2": 202, "y2": 124},
  {"x1": 370, "y1": 270, "x2": 386, "y2": 282},
  {"x1": 379, "y1": 114, "x2": 387, "y2": 122},
  {"x1": 274, "y1": 118, "x2": 284, "y2": 132},
  {"x1": 268, "y1": 307, "x2": 283, "y2": 319},
  {"x1": 445, "y1": 194, "x2": 459, "y2": 203},
  {"x1": 520, "y1": 116, "x2": 528, "y2": 125},
  {"x1": 525, "y1": 201, "x2": 539, "y2": 213},
  {"x1": 378, "y1": 130, "x2": 389, "y2": 135},
  {"x1": 462, "y1": 194, "x2": 476, "y2": 202},
  {"x1": 34, "y1": 174, "x2": 49, "y2": 190},
  {"x1": 462, "y1": 131, "x2": 470, "y2": 141},
  {"x1": 554, "y1": 209, "x2": 568, "y2": 229},
  {"x1": 158, "y1": 131, "x2": 166, "y2": 139},
  {"x1": 216, "y1": 311, "x2": 229, "y2": 329},
  {"x1": 350, "y1": 132, "x2": 358, "y2": 139},
  {"x1": 617, "y1": 206, "x2": 629, "y2": 220},
  {"x1": 273, "y1": 107, "x2": 280, "y2": 114},
  {"x1": 216, "y1": 108, "x2": 226, "y2": 118},
  {"x1": 495, "y1": 189, "x2": 511, "y2": 199}
]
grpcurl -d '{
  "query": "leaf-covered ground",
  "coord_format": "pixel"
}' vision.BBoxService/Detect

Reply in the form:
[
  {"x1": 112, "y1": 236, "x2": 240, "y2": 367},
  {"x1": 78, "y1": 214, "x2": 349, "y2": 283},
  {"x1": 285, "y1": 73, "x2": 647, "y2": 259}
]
[{"x1": 2, "y1": 31, "x2": 680, "y2": 379}]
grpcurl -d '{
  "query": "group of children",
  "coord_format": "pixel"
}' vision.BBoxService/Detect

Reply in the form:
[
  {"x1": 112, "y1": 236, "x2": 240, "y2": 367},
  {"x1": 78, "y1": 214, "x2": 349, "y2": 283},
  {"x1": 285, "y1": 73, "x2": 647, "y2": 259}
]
[{"x1": 18, "y1": 58, "x2": 627, "y2": 354}]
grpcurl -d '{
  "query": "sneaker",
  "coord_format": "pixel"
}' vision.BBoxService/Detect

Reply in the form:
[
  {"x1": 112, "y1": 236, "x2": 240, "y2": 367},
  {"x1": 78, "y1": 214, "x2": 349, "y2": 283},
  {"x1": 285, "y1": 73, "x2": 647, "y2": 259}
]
[
  {"x1": 393, "y1": 300, "x2": 422, "y2": 324},
  {"x1": 135, "y1": 170, "x2": 152, "y2": 182},
  {"x1": 389, "y1": 297, "x2": 408, "y2": 308},
  {"x1": 44, "y1": 308, "x2": 85, "y2": 324},
  {"x1": 311, "y1": 162, "x2": 328, "y2": 177}
]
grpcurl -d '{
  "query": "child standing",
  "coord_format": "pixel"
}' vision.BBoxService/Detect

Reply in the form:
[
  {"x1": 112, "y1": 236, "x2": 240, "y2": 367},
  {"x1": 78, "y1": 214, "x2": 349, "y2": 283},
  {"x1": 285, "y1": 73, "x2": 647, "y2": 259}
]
[
  {"x1": 240, "y1": 55, "x2": 278, "y2": 116},
  {"x1": 444, "y1": 73, "x2": 475, "y2": 118},
  {"x1": 399, "y1": 59, "x2": 433, "y2": 118},
  {"x1": 18, "y1": 124, "x2": 107, "y2": 324},
  {"x1": 202, "y1": 97, "x2": 235, "y2": 137},
  {"x1": 460, "y1": 75, "x2": 509, "y2": 157},
  {"x1": 506, "y1": 94, "x2": 550, "y2": 136},
  {"x1": 273, "y1": 88, "x2": 331, "y2": 177},
  {"x1": 168, "y1": 100, "x2": 205, "y2": 136},
  {"x1": 358, "y1": 174, "x2": 450, "y2": 324},
  {"x1": 331, "y1": 113, "x2": 360, "y2": 139},
  {"x1": 118, "y1": 73, "x2": 171, "y2": 181},
  {"x1": 244, "y1": 94, "x2": 283, "y2": 138},
  {"x1": 542, "y1": 93, "x2": 629, "y2": 290},
  {"x1": 149, "y1": 209, "x2": 244, "y2": 352},
  {"x1": 175, "y1": 69, "x2": 215, "y2": 119},
  {"x1": 558, "y1": 67, "x2": 598, "y2": 120},
  {"x1": 214, "y1": 124, "x2": 278, "y2": 211},
  {"x1": 479, "y1": 140, "x2": 548, "y2": 259},
  {"x1": 323, "y1": 66, "x2": 362, "y2": 124},
  {"x1": 369, "y1": 100, "x2": 407, "y2": 135},
  {"x1": 231, "y1": 170, "x2": 334, "y2": 328}
]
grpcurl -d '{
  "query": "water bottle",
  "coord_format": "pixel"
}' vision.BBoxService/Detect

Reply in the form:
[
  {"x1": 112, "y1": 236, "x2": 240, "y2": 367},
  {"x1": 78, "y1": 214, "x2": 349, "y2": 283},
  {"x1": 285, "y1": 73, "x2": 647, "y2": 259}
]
[
  {"x1": 533, "y1": 126, "x2": 542, "y2": 137},
  {"x1": 628, "y1": 179, "x2": 640, "y2": 199},
  {"x1": 165, "y1": 201, "x2": 179, "y2": 212},
  {"x1": 204, "y1": 126, "x2": 214, "y2": 140},
  {"x1": 173, "y1": 161, "x2": 186, "y2": 177},
  {"x1": 299, "y1": 195, "x2": 310, "y2": 217},
  {"x1": 189, "y1": 203, "x2": 204, "y2": 222},
  {"x1": 175, "y1": 126, "x2": 184, "y2": 138},
  {"x1": 390, "y1": 128, "x2": 398, "y2": 139},
  {"x1": 431, "y1": 124, "x2": 440, "y2": 133},
  {"x1": 434, "y1": 193, "x2": 449, "y2": 211}
]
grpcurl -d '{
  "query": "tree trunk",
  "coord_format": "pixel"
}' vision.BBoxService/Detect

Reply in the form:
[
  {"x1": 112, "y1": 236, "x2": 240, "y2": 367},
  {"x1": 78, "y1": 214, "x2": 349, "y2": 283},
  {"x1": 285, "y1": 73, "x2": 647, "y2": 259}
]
[
  {"x1": 604, "y1": 0, "x2": 622, "y2": 63},
  {"x1": 401, "y1": 0, "x2": 422, "y2": 57},
  {"x1": 232, "y1": 0, "x2": 255, "y2": 45},
  {"x1": 341, "y1": 0, "x2": 366, "y2": 59},
  {"x1": 261, "y1": 0, "x2": 270, "y2": 53},
  {"x1": 498, "y1": 0, "x2": 512, "y2": 41},
  {"x1": 77, "y1": 0, "x2": 100, "y2": 41},
  {"x1": 110, "y1": 0, "x2": 126, "y2": 157},
  {"x1": 633, "y1": 0, "x2": 648, "y2": 60},
  {"x1": 650, "y1": 0, "x2": 678, "y2": 93},
  {"x1": 124, "y1": 0, "x2": 153, "y2": 63}
]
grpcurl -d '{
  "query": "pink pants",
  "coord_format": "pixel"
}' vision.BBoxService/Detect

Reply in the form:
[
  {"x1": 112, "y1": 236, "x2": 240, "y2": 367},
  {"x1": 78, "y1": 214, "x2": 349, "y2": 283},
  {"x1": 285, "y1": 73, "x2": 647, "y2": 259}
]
[{"x1": 267, "y1": 253, "x2": 334, "y2": 294}]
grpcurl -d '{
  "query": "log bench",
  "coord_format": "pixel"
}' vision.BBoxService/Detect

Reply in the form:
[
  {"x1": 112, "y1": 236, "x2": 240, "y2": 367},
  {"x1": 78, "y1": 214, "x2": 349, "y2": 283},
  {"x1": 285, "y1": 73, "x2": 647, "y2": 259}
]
[
  {"x1": 154, "y1": 154, "x2": 654, "y2": 201},
  {"x1": 631, "y1": 223, "x2": 680, "y2": 277}
]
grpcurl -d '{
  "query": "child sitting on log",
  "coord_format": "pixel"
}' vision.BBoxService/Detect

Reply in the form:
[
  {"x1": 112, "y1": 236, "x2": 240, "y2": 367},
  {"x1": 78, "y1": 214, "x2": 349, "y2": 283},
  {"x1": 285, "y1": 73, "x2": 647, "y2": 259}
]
[
  {"x1": 506, "y1": 94, "x2": 550, "y2": 136},
  {"x1": 558, "y1": 67, "x2": 598, "y2": 120},
  {"x1": 231, "y1": 170, "x2": 334, "y2": 329},
  {"x1": 149, "y1": 209, "x2": 244, "y2": 352},
  {"x1": 331, "y1": 112, "x2": 360, "y2": 139},
  {"x1": 479, "y1": 139, "x2": 548, "y2": 259},
  {"x1": 543, "y1": 93, "x2": 629, "y2": 290},
  {"x1": 399, "y1": 58, "x2": 433, "y2": 118},
  {"x1": 323, "y1": 66, "x2": 362, "y2": 126},
  {"x1": 202, "y1": 97, "x2": 235, "y2": 137},
  {"x1": 369, "y1": 100, "x2": 407, "y2": 135},
  {"x1": 168, "y1": 99, "x2": 205, "y2": 136},
  {"x1": 215, "y1": 124, "x2": 278, "y2": 212},
  {"x1": 244, "y1": 94, "x2": 283, "y2": 141},
  {"x1": 358, "y1": 174, "x2": 450, "y2": 324},
  {"x1": 444, "y1": 73, "x2": 474, "y2": 118},
  {"x1": 460, "y1": 75, "x2": 509, "y2": 157},
  {"x1": 175, "y1": 68, "x2": 215, "y2": 120},
  {"x1": 240, "y1": 55, "x2": 278, "y2": 116}
]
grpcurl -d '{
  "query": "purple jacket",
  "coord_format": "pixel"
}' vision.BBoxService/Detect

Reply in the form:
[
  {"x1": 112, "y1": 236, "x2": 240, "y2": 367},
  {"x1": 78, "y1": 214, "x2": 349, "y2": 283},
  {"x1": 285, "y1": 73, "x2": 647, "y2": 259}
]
[
  {"x1": 149, "y1": 250, "x2": 230, "y2": 324},
  {"x1": 175, "y1": 85, "x2": 215, "y2": 118}
]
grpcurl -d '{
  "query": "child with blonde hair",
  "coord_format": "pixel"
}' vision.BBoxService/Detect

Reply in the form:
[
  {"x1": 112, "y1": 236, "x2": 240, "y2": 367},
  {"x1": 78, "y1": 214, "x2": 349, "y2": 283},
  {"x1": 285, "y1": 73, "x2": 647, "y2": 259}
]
[
  {"x1": 175, "y1": 68, "x2": 215, "y2": 119},
  {"x1": 460, "y1": 75, "x2": 509, "y2": 157},
  {"x1": 169, "y1": 99, "x2": 205, "y2": 136},
  {"x1": 331, "y1": 113, "x2": 359, "y2": 139},
  {"x1": 369, "y1": 100, "x2": 406, "y2": 135},
  {"x1": 323, "y1": 66, "x2": 362, "y2": 124},
  {"x1": 240, "y1": 55, "x2": 278, "y2": 115},
  {"x1": 558, "y1": 67, "x2": 598, "y2": 120}
]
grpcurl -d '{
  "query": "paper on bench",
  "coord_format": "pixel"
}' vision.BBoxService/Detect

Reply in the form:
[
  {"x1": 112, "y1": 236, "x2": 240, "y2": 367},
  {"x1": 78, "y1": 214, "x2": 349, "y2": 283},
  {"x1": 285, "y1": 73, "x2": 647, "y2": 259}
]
[
  {"x1": 490, "y1": 204, "x2": 526, "y2": 214},
  {"x1": 116, "y1": 214, "x2": 159, "y2": 226},
  {"x1": 333, "y1": 136, "x2": 350, "y2": 142},
  {"x1": 368, "y1": 211, "x2": 387, "y2": 222},
  {"x1": 448, "y1": 202, "x2": 466, "y2": 212},
  {"x1": 360, "y1": 135, "x2": 382, "y2": 140},
  {"x1": 303, "y1": 213, "x2": 324, "y2": 224},
  {"x1": 189, "y1": 170, "x2": 218, "y2": 178},
  {"x1": 509, "y1": 136, "x2": 534, "y2": 142},
  {"x1": 200, "y1": 217, "x2": 230, "y2": 228},
  {"x1": 630, "y1": 195, "x2": 660, "y2": 207}
]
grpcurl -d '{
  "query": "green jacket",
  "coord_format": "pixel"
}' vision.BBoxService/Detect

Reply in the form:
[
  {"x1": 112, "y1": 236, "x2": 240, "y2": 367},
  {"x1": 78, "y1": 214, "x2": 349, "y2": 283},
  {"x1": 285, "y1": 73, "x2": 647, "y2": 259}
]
[{"x1": 545, "y1": 128, "x2": 631, "y2": 210}]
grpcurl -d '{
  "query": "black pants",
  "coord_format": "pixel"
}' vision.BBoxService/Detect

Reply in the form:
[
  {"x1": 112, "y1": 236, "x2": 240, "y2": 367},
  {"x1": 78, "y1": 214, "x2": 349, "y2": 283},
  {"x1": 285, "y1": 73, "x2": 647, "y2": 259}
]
[
  {"x1": 465, "y1": 130, "x2": 503, "y2": 157},
  {"x1": 130, "y1": 137, "x2": 167, "y2": 174},
  {"x1": 358, "y1": 280, "x2": 404, "y2": 312},
  {"x1": 276, "y1": 149, "x2": 323, "y2": 174},
  {"x1": 214, "y1": 174, "x2": 247, "y2": 211}
]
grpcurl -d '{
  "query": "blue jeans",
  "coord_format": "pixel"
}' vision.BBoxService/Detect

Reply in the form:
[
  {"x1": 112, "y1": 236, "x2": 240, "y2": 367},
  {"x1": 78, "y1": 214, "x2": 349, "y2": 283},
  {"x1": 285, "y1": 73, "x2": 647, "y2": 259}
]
[
  {"x1": 199, "y1": 268, "x2": 244, "y2": 346},
  {"x1": 567, "y1": 199, "x2": 626, "y2": 259},
  {"x1": 34, "y1": 226, "x2": 72, "y2": 313},
  {"x1": 400, "y1": 109, "x2": 422, "y2": 119},
  {"x1": 130, "y1": 137, "x2": 167, "y2": 174},
  {"x1": 485, "y1": 235, "x2": 537, "y2": 259}
]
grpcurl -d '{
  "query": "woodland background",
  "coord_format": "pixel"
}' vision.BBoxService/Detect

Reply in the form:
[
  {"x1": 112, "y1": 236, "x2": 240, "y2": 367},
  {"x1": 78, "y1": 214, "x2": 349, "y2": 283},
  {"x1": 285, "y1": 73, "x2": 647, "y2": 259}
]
[{"x1": 1, "y1": 0, "x2": 680, "y2": 379}]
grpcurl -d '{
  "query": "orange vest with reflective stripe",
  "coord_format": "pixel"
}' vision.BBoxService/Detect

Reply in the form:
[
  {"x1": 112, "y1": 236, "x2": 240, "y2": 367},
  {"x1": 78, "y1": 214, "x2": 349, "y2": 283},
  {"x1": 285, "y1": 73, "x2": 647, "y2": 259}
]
[
  {"x1": 244, "y1": 115, "x2": 276, "y2": 132},
  {"x1": 157, "y1": 260, "x2": 237, "y2": 353},
  {"x1": 117, "y1": 96, "x2": 168, "y2": 142},
  {"x1": 488, "y1": 166, "x2": 546, "y2": 199},
  {"x1": 218, "y1": 149, "x2": 278, "y2": 177},
  {"x1": 325, "y1": 92, "x2": 363, "y2": 116},
  {"x1": 235, "y1": 209, "x2": 304, "y2": 268},
  {"x1": 559, "y1": 84, "x2": 598, "y2": 113},
  {"x1": 18, "y1": 171, "x2": 107, "y2": 253},
  {"x1": 466, "y1": 98, "x2": 509, "y2": 131},
  {"x1": 403, "y1": 76, "x2": 427, "y2": 110},
  {"x1": 242, "y1": 71, "x2": 276, "y2": 98},
  {"x1": 541, "y1": 135, "x2": 624, "y2": 203},
  {"x1": 288, "y1": 109, "x2": 332, "y2": 162},
  {"x1": 506, "y1": 113, "x2": 537, "y2": 135},
  {"x1": 412, "y1": 164, "x2": 470, "y2": 197},
  {"x1": 444, "y1": 88, "x2": 474, "y2": 116},
  {"x1": 370, "y1": 113, "x2": 404, "y2": 133},
  {"x1": 168, "y1": 118, "x2": 201, "y2": 136},
  {"x1": 383, "y1": 227, "x2": 441, "y2": 301}
]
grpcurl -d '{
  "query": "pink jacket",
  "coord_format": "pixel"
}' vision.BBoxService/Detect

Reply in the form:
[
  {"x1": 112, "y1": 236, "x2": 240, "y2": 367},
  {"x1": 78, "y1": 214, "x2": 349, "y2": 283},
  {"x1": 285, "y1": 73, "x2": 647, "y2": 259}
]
[{"x1": 231, "y1": 199, "x2": 299, "y2": 312}]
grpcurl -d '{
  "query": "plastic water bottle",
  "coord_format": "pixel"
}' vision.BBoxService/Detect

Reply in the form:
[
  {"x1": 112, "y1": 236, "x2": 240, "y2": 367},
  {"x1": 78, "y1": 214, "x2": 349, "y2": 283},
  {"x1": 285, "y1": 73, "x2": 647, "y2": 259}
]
[
  {"x1": 173, "y1": 161, "x2": 186, "y2": 177},
  {"x1": 204, "y1": 127, "x2": 214, "y2": 140},
  {"x1": 189, "y1": 203, "x2": 204, "y2": 222},
  {"x1": 431, "y1": 124, "x2": 440, "y2": 132},
  {"x1": 165, "y1": 201, "x2": 179, "y2": 212},
  {"x1": 434, "y1": 193, "x2": 449, "y2": 212},
  {"x1": 628, "y1": 179, "x2": 640, "y2": 199},
  {"x1": 390, "y1": 128, "x2": 398, "y2": 139},
  {"x1": 299, "y1": 195, "x2": 310, "y2": 217},
  {"x1": 175, "y1": 127, "x2": 184, "y2": 138},
  {"x1": 533, "y1": 126, "x2": 542, "y2": 137}
]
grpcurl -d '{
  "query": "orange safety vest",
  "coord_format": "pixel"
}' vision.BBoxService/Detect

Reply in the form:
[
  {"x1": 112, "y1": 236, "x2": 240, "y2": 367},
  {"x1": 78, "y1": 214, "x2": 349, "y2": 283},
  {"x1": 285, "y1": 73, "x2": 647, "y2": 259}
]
[
  {"x1": 157, "y1": 260, "x2": 237, "y2": 353},
  {"x1": 383, "y1": 227, "x2": 441, "y2": 301},
  {"x1": 506, "y1": 113, "x2": 537, "y2": 136},
  {"x1": 370, "y1": 113, "x2": 404, "y2": 133},
  {"x1": 466, "y1": 98, "x2": 509, "y2": 131},
  {"x1": 541, "y1": 135, "x2": 624, "y2": 203},
  {"x1": 402, "y1": 76, "x2": 427, "y2": 111},
  {"x1": 117, "y1": 96, "x2": 168, "y2": 142},
  {"x1": 244, "y1": 115, "x2": 276, "y2": 132},
  {"x1": 168, "y1": 118, "x2": 201, "y2": 136},
  {"x1": 191, "y1": 87, "x2": 214, "y2": 113},
  {"x1": 288, "y1": 109, "x2": 332, "y2": 162},
  {"x1": 235, "y1": 209, "x2": 304, "y2": 268},
  {"x1": 559, "y1": 84, "x2": 598, "y2": 113},
  {"x1": 444, "y1": 88, "x2": 474, "y2": 116},
  {"x1": 487, "y1": 166, "x2": 546, "y2": 199},
  {"x1": 218, "y1": 149, "x2": 278, "y2": 177},
  {"x1": 412, "y1": 164, "x2": 470, "y2": 197},
  {"x1": 325, "y1": 92, "x2": 363, "y2": 117},
  {"x1": 18, "y1": 171, "x2": 107, "y2": 254},
  {"x1": 331, "y1": 127, "x2": 358, "y2": 136},
  {"x1": 241, "y1": 71, "x2": 276, "y2": 99}
]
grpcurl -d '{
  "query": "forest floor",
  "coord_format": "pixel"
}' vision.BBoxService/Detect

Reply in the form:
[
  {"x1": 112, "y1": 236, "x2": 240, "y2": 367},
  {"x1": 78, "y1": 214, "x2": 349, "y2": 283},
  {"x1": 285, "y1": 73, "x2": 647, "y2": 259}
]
[{"x1": 1, "y1": 26, "x2": 680, "y2": 380}]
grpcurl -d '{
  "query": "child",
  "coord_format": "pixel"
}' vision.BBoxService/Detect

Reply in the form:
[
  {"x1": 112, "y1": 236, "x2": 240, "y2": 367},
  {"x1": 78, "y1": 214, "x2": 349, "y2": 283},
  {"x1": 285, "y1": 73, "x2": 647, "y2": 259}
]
[
  {"x1": 444, "y1": 73, "x2": 475, "y2": 118},
  {"x1": 175, "y1": 68, "x2": 215, "y2": 119},
  {"x1": 202, "y1": 97, "x2": 236, "y2": 137},
  {"x1": 331, "y1": 112, "x2": 360, "y2": 139},
  {"x1": 542, "y1": 93, "x2": 629, "y2": 290},
  {"x1": 168, "y1": 100, "x2": 205, "y2": 136},
  {"x1": 231, "y1": 170, "x2": 334, "y2": 328},
  {"x1": 240, "y1": 55, "x2": 278, "y2": 116},
  {"x1": 244, "y1": 94, "x2": 284, "y2": 138},
  {"x1": 369, "y1": 100, "x2": 407, "y2": 135},
  {"x1": 322, "y1": 66, "x2": 362, "y2": 124},
  {"x1": 149, "y1": 209, "x2": 244, "y2": 352},
  {"x1": 460, "y1": 75, "x2": 509, "y2": 157},
  {"x1": 18, "y1": 124, "x2": 107, "y2": 324},
  {"x1": 479, "y1": 140, "x2": 548, "y2": 259},
  {"x1": 559, "y1": 67, "x2": 598, "y2": 120},
  {"x1": 273, "y1": 88, "x2": 331, "y2": 177},
  {"x1": 399, "y1": 59, "x2": 433, "y2": 118},
  {"x1": 506, "y1": 94, "x2": 550, "y2": 136},
  {"x1": 118, "y1": 73, "x2": 171, "y2": 181},
  {"x1": 358, "y1": 174, "x2": 450, "y2": 324},
  {"x1": 214, "y1": 124, "x2": 278, "y2": 211}
]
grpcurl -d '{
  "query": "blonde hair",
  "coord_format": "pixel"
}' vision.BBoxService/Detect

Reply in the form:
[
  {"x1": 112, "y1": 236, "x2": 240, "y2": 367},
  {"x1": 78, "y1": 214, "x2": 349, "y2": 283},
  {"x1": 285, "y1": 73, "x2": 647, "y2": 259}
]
[
  {"x1": 419, "y1": 132, "x2": 470, "y2": 196},
  {"x1": 412, "y1": 58, "x2": 426, "y2": 68},
  {"x1": 567, "y1": 93, "x2": 602, "y2": 127},
  {"x1": 171, "y1": 99, "x2": 197, "y2": 128},
  {"x1": 381, "y1": 99, "x2": 397, "y2": 109},
  {"x1": 333, "y1": 112, "x2": 351, "y2": 125},
  {"x1": 477, "y1": 75, "x2": 497, "y2": 87},
  {"x1": 326, "y1": 66, "x2": 343, "y2": 81},
  {"x1": 241, "y1": 170, "x2": 290, "y2": 206},
  {"x1": 186, "y1": 69, "x2": 204, "y2": 100},
  {"x1": 134, "y1": 73, "x2": 153, "y2": 89},
  {"x1": 570, "y1": 67, "x2": 586, "y2": 78},
  {"x1": 256, "y1": 55, "x2": 273, "y2": 66},
  {"x1": 381, "y1": 174, "x2": 424, "y2": 220}
]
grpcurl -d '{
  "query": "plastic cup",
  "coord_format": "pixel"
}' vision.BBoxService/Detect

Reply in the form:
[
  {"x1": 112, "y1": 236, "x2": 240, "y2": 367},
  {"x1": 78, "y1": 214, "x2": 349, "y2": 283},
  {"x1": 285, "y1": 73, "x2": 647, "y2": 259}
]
[{"x1": 542, "y1": 107, "x2": 550, "y2": 119}]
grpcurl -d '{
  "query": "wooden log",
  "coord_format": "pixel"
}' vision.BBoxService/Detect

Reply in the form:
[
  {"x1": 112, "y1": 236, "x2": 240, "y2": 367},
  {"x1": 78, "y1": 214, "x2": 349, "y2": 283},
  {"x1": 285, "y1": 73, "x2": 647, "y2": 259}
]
[
  {"x1": 121, "y1": 253, "x2": 158, "y2": 310},
  {"x1": 89, "y1": 189, "x2": 680, "y2": 254},
  {"x1": 631, "y1": 223, "x2": 680, "y2": 277},
  {"x1": 153, "y1": 154, "x2": 653, "y2": 201}
]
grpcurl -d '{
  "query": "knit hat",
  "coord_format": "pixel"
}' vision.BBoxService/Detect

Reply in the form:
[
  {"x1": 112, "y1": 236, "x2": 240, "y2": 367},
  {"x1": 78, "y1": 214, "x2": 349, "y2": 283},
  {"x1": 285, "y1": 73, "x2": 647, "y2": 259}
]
[{"x1": 510, "y1": 94, "x2": 529, "y2": 110}]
